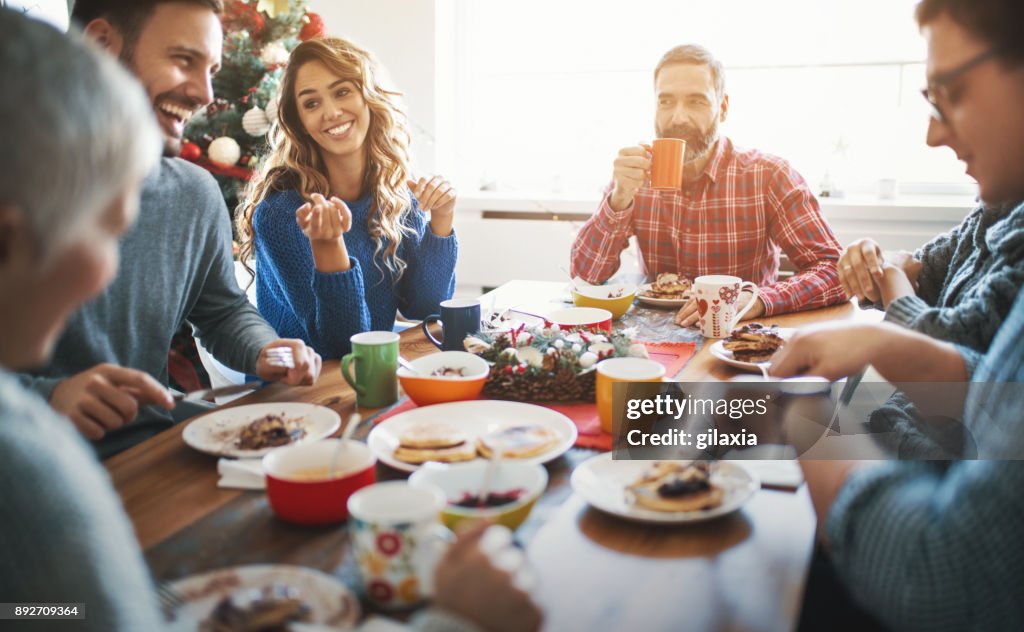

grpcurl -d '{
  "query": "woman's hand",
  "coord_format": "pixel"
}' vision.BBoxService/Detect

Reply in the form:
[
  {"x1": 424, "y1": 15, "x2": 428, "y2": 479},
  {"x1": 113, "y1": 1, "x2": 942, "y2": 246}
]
[
  {"x1": 296, "y1": 193, "x2": 353, "y2": 273},
  {"x1": 409, "y1": 176, "x2": 456, "y2": 236},
  {"x1": 296, "y1": 193, "x2": 352, "y2": 242}
]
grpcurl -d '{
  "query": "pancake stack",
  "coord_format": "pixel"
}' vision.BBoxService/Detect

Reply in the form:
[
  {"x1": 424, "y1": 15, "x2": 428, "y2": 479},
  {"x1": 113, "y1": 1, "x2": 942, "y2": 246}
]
[
  {"x1": 723, "y1": 323, "x2": 785, "y2": 363},
  {"x1": 641, "y1": 273, "x2": 692, "y2": 300},
  {"x1": 394, "y1": 423, "x2": 478, "y2": 464},
  {"x1": 625, "y1": 461, "x2": 723, "y2": 512}
]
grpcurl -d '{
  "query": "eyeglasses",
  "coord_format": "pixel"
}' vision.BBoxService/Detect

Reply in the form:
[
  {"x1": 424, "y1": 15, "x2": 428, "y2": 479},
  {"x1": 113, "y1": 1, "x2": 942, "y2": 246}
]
[{"x1": 921, "y1": 48, "x2": 999, "y2": 123}]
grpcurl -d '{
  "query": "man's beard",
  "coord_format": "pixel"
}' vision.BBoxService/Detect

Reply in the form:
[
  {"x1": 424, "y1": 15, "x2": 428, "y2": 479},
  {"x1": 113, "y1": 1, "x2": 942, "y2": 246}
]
[{"x1": 657, "y1": 118, "x2": 719, "y2": 163}]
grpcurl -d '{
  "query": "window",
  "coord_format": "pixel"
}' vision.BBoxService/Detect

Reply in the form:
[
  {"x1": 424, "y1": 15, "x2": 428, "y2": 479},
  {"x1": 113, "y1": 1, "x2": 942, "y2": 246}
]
[{"x1": 447, "y1": 0, "x2": 975, "y2": 198}]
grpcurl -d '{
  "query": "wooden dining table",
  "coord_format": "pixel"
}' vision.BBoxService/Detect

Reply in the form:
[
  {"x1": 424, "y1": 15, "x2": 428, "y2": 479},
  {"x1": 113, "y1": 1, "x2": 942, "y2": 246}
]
[{"x1": 105, "y1": 280, "x2": 877, "y2": 632}]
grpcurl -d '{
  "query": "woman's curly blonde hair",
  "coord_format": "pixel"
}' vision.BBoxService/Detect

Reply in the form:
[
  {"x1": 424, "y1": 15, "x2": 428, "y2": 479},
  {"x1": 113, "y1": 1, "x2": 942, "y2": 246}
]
[{"x1": 237, "y1": 36, "x2": 414, "y2": 281}]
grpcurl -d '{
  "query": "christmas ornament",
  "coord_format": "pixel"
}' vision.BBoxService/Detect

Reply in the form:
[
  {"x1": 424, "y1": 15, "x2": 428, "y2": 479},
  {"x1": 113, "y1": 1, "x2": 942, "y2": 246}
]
[
  {"x1": 256, "y1": 0, "x2": 289, "y2": 18},
  {"x1": 260, "y1": 41, "x2": 289, "y2": 66},
  {"x1": 471, "y1": 327, "x2": 637, "y2": 402},
  {"x1": 180, "y1": 141, "x2": 201, "y2": 161},
  {"x1": 242, "y1": 106, "x2": 271, "y2": 136},
  {"x1": 299, "y1": 12, "x2": 326, "y2": 40},
  {"x1": 208, "y1": 136, "x2": 241, "y2": 167},
  {"x1": 264, "y1": 96, "x2": 279, "y2": 124}
]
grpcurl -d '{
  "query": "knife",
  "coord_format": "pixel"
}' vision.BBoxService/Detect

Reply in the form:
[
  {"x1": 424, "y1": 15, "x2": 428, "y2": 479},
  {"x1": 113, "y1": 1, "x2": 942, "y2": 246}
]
[{"x1": 172, "y1": 381, "x2": 269, "y2": 403}]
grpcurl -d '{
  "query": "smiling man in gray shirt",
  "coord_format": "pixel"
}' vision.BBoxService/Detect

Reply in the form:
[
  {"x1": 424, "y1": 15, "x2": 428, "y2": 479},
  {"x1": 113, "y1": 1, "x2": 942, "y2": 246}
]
[{"x1": 19, "y1": 0, "x2": 322, "y2": 458}]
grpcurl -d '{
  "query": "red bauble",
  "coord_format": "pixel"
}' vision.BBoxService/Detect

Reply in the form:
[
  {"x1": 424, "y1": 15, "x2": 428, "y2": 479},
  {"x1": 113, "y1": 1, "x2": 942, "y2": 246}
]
[
  {"x1": 299, "y1": 12, "x2": 326, "y2": 41},
  {"x1": 180, "y1": 141, "x2": 201, "y2": 161}
]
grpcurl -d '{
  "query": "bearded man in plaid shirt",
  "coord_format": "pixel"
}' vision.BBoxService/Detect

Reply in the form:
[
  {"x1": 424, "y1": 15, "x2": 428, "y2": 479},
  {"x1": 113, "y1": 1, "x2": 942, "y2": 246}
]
[{"x1": 571, "y1": 44, "x2": 846, "y2": 326}]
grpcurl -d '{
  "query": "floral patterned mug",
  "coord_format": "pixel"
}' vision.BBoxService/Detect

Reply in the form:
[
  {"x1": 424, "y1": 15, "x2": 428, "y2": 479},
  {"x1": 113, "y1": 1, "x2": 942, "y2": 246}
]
[
  {"x1": 347, "y1": 481, "x2": 450, "y2": 610},
  {"x1": 692, "y1": 275, "x2": 759, "y2": 339}
]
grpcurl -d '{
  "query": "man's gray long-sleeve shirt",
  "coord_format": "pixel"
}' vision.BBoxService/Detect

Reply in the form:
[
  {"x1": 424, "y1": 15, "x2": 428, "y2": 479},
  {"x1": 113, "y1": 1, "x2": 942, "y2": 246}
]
[{"x1": 19, "y1": 158, "x2": 278, "y2": 457}]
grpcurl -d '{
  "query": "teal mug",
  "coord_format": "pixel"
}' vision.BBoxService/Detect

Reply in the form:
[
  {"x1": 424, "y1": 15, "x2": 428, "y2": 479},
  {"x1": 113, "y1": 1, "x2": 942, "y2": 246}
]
[{"x1": 341, "y1": 331, "x2": 400, "y2": 408}]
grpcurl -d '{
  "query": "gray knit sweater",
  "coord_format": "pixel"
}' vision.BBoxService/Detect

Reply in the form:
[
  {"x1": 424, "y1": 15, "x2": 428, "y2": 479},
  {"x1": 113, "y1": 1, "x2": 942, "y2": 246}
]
[
  {"x1": 0, "y1": 368, "x2": 164, "y2": 630},
  {"x1": 885, "y1": 199, "x2": 1024, "y2": 350},
  {"x1": 872, "y1": 200, "x2": 1024, "y2": 457},
  {"x1": 18, "y1": 158, "x2": 278, "y2": 457}
]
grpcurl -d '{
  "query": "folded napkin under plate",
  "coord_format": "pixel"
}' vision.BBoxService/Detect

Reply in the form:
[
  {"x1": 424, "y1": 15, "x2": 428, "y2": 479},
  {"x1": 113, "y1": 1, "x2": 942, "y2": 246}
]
[{"x1": 217, "y1": 458, "x2": 264, "y2": 490}]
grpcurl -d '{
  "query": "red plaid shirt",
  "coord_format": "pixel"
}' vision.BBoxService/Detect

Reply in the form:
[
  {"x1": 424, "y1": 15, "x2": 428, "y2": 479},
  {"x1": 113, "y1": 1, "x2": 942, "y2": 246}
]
[{"x1": 571, "y1": 137, "x2": 845, "y2": 316}]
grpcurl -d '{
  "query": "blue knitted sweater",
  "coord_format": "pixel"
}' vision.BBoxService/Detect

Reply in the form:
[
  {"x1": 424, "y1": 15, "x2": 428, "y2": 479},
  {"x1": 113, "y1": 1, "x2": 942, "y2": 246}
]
[{"x1": 254, "y1": 189, "x2": 458, "y2": 358}]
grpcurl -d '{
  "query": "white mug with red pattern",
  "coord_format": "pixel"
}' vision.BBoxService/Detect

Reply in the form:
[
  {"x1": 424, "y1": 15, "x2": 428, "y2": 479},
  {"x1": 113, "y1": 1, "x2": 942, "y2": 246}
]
[
  {"x1": 692, "y1": 275, "x2": 759, "y2": 339},
  {"x1": 348, "y1": 481, "x2": 450, "y2": 610}
]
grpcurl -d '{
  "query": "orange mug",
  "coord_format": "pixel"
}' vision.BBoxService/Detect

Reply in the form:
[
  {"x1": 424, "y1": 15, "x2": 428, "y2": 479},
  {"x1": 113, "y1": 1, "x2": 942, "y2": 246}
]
[
  {"x1": 596, "y1": 358, "x2": 666, "y2": 434},
  {"x1": 650, "y1": 138, "x2": 686, "y2": 190}
]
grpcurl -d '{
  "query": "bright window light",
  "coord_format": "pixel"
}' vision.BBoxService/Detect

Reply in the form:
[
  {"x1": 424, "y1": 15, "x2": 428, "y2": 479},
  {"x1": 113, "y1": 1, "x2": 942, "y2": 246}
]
[{"x1": 449, "y1": 0, "x2": 974, "y2": 199}]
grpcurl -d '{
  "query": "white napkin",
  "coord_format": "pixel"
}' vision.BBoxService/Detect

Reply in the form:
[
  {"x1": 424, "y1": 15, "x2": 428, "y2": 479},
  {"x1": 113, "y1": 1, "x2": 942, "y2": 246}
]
[
  {"x1": 216, "y1": 458, "x2": 265, "y2": 490},
  {"x1": 740, "y1": 459, "x2": 804, "y2": 491}
]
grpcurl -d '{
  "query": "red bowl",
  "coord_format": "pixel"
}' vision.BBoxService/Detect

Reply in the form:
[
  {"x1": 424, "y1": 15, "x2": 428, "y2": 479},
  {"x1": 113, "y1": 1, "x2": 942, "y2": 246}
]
[
  {"x1": 263, "y1": 440, "x2": 376, "y2": 525},
  {"x1": 545, "y1": 307, "x2": 613, "y2": 333}
]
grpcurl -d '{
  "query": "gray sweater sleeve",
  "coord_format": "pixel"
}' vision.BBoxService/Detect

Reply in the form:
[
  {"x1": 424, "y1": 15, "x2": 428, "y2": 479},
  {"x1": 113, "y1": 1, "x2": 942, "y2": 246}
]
[
  {"x1": 0, "y1": 377, "x2": 164, "y2": 631},
  {"x1": 186, "y1": 179, "x2": 278, "y2": 375},
  {"x1": 13, "y1": 373, "x2": 62, "y2": 401},
  {"x1": 886, "y1": 203, "x2": 1024, "y2": 351},
  {"x1": 912, "y1": 213, "x2": 970, "y2": 305}
]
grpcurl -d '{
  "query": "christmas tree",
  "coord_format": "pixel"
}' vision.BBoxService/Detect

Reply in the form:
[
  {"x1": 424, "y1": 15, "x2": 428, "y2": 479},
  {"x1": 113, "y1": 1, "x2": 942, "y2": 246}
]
[
  {"x1": 182, "y1": 0, "x2": 326, "y2": 215},
  {"x1": 168, "y1": 0, "x2": 325, "y2": 393}
]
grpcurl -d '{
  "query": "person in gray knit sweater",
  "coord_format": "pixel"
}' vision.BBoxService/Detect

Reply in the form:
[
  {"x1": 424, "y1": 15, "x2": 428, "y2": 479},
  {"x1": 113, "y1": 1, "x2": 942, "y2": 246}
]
[
  {"x1": 0, "y1": 10, "x2": 540, "y2": 632},
  {"x1": 16, "y1": 0, "x2": 323, "y2": 459},
  {"x1": 840, "y1": 198, "x2": 1024, "y2": 457}
]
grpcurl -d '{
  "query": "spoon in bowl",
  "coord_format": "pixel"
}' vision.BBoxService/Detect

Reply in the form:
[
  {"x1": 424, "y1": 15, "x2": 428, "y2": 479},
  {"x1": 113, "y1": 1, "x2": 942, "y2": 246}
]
[
  {"x1": 329, "y1": 412, "x2": 362, "y2": 478},
  {"x1": 477, "y1": 447, "x2": 504, "y2": 508},
  {"x1": 398, "y1": 356, "x2": 420, "y2": 374},
  {"x1": 560, "y1": 266, "x2": 582, "y2": 293}
]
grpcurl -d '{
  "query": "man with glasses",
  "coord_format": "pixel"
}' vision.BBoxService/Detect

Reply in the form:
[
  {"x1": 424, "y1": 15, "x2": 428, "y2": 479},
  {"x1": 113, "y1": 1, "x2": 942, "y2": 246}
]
[
  {"x1": 770, "y1": 1, "x2": 1024, "y2": 629},
  {"x1": 835, "y1": 0, "x2": 1024, "y2": 459}
]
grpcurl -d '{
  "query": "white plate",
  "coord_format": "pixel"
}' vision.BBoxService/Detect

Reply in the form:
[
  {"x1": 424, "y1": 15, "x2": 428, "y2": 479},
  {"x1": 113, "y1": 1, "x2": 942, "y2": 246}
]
[
  {"x1": 635, "y1": 283, "x2": 692, "y2": 308},
  {"x1": 368, "y1": 400, "x2": 578, "y2": 473},
  {"x1": 570, "y1": 453, "x2": 758, "y2": 524},
  {"x1": 708, "y1": 328, "x2": 795, "y2": 372},
  {"x1": 183, "y1": 403, "x2": 341, "y2": 458},
  {"x1": 165, "y1": 564, "x2": 359, "y2": 631}
]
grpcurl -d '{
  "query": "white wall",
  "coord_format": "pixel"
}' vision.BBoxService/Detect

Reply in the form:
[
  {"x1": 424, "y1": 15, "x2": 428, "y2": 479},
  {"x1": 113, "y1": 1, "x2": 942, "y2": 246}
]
[{"x1": 308, "y1": 0, "x2": 442, "y2": 174}]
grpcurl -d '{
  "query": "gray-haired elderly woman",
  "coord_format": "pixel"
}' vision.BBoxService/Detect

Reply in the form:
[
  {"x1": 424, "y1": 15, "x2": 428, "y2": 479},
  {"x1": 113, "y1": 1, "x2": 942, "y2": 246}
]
[{"x1": 0, "y1": 9, "x2": 165, "y2": 630}]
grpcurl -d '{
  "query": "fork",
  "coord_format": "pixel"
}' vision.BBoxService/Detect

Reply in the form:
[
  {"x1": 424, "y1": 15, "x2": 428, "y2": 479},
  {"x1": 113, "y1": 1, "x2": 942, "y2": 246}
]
[
  {"x1": 265, "y1": 346, "x2": 295, "y2": 369},
  {"x1": 156, "y1": 582, "x2": 185, "y2": 621}
]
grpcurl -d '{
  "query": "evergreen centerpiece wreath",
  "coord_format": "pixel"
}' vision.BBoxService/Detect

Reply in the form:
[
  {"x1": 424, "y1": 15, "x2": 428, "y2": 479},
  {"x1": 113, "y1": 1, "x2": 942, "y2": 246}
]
[{"x1": 465, "y1": 324, "x2": 649, "y2": 402}]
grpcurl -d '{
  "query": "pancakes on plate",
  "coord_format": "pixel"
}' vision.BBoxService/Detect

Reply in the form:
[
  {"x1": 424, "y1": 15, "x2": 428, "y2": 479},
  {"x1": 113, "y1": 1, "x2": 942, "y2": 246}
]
[
  {"x1": 722, "y1": 323, "x2": 785, "y2": 363},
  {"x1": 394, "y1": 422, "x2": 477, "y2": 464},
  {"x1": 477, "y1": 424, "x2": 560, "y2": 459},
  {"x1": 640, "y1": 273, "x2": 692, "y2": 300},
  {"x1": 625, "y1": 461, "x2": 724, "y2": 512}
]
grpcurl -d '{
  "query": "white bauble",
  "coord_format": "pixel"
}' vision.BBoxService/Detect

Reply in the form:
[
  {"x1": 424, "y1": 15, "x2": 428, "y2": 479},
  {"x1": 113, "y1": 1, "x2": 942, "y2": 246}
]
[
  {"x1": 579, "y1": 351, "x2": 598, "y2": 369},
  {"x1": 208, "y1": 136, "x2": 241, "y2": 167},
  {"x1": 242, "y1": 106, "x2": 271, "y2": 136},
  {"x1": 628, "y1": 343, "x2": 650, "y2": 358},
  {"x1": 517, "y1": 346, "x2": 544, "y2": 368},
  {"x1": 265, "y1": 96, "x2": 280, "y2": 124},
  {"x1": 260, "y1": 41, "x2": 289, "y2": 66}
]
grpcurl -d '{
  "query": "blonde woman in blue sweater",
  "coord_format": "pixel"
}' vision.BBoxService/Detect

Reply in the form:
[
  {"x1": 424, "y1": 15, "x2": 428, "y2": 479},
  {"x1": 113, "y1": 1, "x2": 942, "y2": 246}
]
[{"x1": 239, "y1": 37, "x2": 458, "y2": 358}]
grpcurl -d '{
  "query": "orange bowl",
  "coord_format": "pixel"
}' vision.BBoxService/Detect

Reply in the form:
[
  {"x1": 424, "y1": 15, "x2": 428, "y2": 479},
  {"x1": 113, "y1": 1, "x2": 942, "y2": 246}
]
[{"x1": 397, "y1": 351, "x2": 489, "y2": 406}]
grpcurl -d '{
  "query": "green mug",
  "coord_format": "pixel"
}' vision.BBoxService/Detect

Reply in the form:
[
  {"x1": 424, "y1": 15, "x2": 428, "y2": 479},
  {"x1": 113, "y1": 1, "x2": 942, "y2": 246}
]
[{"x1": 341, "y1": 331, "x2": 400, "y2": 408}]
